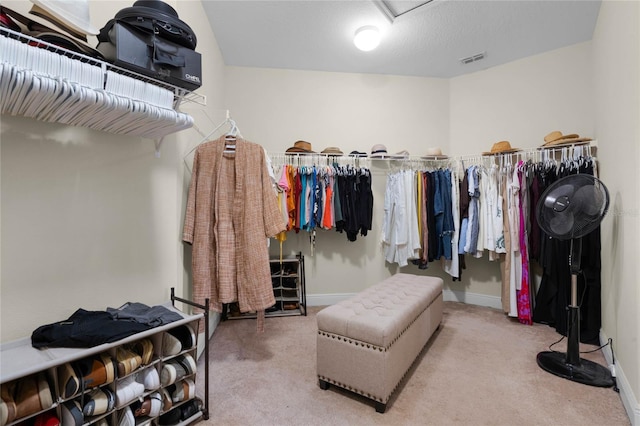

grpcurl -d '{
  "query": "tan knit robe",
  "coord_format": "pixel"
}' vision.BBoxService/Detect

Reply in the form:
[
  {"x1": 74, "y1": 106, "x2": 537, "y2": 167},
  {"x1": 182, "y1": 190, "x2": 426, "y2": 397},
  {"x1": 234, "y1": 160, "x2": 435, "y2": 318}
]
[{"x1": 183, "y1": 137, "x2": 287, "y2": 328}]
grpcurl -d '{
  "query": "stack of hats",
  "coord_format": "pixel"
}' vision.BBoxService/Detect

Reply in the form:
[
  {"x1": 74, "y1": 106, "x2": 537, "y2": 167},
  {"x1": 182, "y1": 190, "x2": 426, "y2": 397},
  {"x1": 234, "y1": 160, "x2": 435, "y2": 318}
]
[
  {"x1": 542, "y1": 131, "x2": 591, "y2": 148},
  {"x1": 1, "y1": 0, "x2": 102, "y2": 58}
]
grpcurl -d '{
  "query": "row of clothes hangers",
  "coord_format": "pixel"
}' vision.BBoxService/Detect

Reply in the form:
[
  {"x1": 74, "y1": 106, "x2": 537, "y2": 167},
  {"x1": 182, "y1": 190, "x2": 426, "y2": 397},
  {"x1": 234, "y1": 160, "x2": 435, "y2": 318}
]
[{"x1": 1, "y1": 28, "x2": 193, "y2": 139}]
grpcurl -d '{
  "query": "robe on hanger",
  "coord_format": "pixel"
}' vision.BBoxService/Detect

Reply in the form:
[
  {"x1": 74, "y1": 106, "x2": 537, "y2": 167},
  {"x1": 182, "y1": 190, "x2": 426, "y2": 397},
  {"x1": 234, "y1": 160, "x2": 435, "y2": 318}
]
[{"x1": 183, "y1": 136, "x2": 287, "y2": 331}]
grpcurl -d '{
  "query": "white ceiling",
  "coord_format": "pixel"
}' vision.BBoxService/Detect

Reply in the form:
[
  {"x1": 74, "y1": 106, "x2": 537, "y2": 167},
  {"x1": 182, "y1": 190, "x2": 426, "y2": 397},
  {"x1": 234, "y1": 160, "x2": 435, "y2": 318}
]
[{"x1": 201, "y1": 0, "x2": 601, "y2": 78}]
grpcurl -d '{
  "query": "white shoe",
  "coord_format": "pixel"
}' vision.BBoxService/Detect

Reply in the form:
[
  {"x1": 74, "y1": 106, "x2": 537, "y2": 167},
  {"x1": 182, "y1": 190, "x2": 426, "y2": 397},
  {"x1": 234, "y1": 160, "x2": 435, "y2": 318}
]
[
  {"x1": 162, "y1": 333, "x2": 182, "y2": 356},
  {"x1": 148, "y1": 392, "x2": 162, "y2": 417},
  {"x1": 139, "y1": 367, "x2": 160, "y2": 390},
  {"x1": 116, "y1": 376, "x2": 144, "y2": 407},
  {"x1": 118, "y1": 406, "x2": 135, "y2": 426}
]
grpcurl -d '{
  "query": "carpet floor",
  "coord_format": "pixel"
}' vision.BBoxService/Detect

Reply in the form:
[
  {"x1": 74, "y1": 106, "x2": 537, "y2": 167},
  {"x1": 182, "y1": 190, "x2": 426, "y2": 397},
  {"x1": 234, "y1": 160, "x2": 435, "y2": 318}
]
[{"x1": 195, "y1": 302, "x2": 629, "y2": 425}]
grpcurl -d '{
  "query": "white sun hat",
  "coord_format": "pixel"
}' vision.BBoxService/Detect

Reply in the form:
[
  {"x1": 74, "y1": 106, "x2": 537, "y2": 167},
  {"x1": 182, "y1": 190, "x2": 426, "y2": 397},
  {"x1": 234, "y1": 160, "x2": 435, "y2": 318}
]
[{"x1": 30, "y1": 0, "x2": 99, "y2": 37}]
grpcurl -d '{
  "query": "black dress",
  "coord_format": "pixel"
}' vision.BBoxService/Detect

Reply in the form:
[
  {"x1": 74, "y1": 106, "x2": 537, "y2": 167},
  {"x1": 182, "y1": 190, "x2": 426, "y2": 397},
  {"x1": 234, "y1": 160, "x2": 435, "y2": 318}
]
[{"x1": 532, "y1": 160, "x2": 602, "y2": 345}]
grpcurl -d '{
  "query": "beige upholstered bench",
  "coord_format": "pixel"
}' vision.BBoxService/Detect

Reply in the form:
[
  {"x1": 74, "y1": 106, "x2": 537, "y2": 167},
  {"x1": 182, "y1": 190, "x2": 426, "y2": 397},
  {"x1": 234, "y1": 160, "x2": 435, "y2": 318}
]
[{"x1": 316, "y1": 273, "x2": 443, "y2": 413}]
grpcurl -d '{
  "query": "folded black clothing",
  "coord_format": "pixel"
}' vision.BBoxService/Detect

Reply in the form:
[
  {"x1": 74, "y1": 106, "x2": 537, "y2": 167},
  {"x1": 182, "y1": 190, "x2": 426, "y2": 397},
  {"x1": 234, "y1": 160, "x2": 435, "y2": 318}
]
[
  {"x1": 106, "y1": 302, "x2": 183, "y2": 327},
  {"x1": 31, "y1": 309, "x2": 151, "y2": 349}
]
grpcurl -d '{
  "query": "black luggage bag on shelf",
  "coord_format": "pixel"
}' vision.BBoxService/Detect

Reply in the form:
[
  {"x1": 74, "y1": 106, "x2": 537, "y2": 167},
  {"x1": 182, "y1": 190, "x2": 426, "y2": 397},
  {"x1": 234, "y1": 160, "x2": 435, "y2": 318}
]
[{"x1": 96, "y1": 0, "x2": 202, "y2": 91}]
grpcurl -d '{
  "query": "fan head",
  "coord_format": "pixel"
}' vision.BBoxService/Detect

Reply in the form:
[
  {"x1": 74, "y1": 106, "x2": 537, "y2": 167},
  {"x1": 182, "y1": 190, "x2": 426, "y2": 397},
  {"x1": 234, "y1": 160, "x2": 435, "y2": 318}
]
[{"x1": 536, "y1": 174, "x2": 609, "y2": 240}]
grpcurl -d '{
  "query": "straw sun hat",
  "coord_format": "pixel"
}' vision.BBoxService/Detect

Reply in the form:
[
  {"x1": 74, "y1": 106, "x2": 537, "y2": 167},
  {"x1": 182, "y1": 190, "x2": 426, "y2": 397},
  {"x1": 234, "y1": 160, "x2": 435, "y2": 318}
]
[
  {"x1": 482, "y1": 141, "x2": 521, "y2": 156},
  {"x1": 542, "y1": 131, "x2": 592, "y2": 147}
]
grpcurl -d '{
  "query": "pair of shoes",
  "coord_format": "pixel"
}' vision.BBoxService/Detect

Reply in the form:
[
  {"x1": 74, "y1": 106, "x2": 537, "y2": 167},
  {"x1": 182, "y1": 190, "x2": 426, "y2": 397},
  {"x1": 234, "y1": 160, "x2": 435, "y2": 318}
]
[
  {"x1": 33, "y1": 411, "x2": 60, "y2": 426},
  {"x1": 163, "y1": 332, "x2": 182, "y2": 357},
  {"x1": 170, "y1": 378, "x2": 195, "y2": 403},
  {"x1": 168, "y1": 325, "x2": 196, "y2": 351},
  {"x1": 160, "y1": 354, "x2": 196, "y2": 386},
  {"x1": 115, "y1": 376, "x2": 144, "y2": 407},
  {"x1": 14, "y1": 372, "x2": 53, "y2": 420},
  {"x1": 1, "y1": 380, "x2": 17, "y2": 425},
  {"x1": 131, "y1": 391, "x2": 161, "y2": 418},
  {"x1": 61, "y1": 400, "x2": 83, "y2": 426},
  {"x1": 117, "y1": 406, "x2": 134, "y2": 426},
  {"x1": 282, "y1": 277, "x2": 297, "y2": 288},
  {"x1": 116, "y1": 347, "x2": 142, "y2": 377},
  {"x1": 158, "y1": 408, "x2": 181, "y2": 425},
  {"x1": 180, "y1": 397, "x2": 203, "y2": 421},
  {"x1": 282, "y1": 289, "x2": 297, "y2": 298},
  {"x1": 160, "y1": 388, "x2": 172, "y2": 412},
  {"x1": 75, "y1": 353, "x2": 116, "y2": 389},
  {"x1": 131, "y1": 339, "x2": 154, "y2": 365},
  {"x1": 57, "y1": 362, "x2": 80, "y2": 399},
  {"x1": 82, "y1": 387, "x2": 115, "y2": 416},
  {"x1": 136, "y1": 367, "x2": 160, "y2": 390},
  {"x1": 283, "y1": 302, "x2": 299, "y2": 310}
]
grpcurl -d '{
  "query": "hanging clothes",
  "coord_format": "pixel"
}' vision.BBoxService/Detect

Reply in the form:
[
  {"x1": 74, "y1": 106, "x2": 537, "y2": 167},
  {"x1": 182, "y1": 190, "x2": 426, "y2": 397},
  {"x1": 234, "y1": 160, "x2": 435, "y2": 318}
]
[
  {"x1": 516, "y1": 160, "x2": 532, "y2": 325},
  {"x1": 183, "y1": 136, "x2": 287, "y2": 332},
  {"x1": 533, "y1": 158, "x2": 602, "y2": 344}
]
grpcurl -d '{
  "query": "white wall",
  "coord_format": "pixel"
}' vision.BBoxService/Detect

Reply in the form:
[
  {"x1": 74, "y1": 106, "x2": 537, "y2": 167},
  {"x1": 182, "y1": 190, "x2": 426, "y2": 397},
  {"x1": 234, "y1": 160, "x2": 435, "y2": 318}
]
[
  {"x1": 450, "y1": 41, "x2": 594, "y2": 153},
  {"x1": 593, "y1": 0, "x2": 640, "y2": 422},
  {"x1": 223, "y1": 67, "x2": 451, "y2": 300},
  {"x1": 224, "y1": 42, "x2": 595, "y2": 304},
  {"x1": 0, "y1": 0, "x2": 226, "y2": 342}
]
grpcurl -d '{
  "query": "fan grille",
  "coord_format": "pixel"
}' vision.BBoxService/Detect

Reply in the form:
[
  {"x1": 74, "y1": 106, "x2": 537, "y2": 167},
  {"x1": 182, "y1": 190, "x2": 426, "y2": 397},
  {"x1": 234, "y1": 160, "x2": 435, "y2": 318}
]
[{"x1": 536, "y1": 174, "x2": 609, "y2": 240}]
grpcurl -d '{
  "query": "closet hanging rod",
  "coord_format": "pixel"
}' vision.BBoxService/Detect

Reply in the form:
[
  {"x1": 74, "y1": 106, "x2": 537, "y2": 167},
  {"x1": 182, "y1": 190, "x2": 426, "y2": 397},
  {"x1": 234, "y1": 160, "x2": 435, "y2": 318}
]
[{"x1": 267, "y1": 141, "x2": 597, "y2": 164}]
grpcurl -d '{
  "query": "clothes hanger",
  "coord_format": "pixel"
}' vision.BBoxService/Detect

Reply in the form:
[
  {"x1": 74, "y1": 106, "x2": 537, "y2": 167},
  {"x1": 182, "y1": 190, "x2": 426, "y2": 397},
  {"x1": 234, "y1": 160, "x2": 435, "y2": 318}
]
[{"x1": 223, "y1": 119, "x2": 238, "y2": 154}]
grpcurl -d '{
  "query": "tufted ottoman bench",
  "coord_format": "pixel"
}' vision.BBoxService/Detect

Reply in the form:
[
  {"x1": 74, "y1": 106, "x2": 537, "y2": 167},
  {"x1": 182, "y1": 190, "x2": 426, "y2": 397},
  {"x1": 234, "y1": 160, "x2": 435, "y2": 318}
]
[{"x1": 316, "y1": 273, "x2": 443, "y2": 413}]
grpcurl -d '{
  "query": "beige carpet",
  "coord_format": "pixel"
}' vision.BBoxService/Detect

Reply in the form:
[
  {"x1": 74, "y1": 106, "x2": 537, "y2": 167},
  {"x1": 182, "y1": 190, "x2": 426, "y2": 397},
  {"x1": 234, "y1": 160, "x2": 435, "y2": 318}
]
[{"x1": 195, "y1": 302, "x2": 629, "y2": 425}]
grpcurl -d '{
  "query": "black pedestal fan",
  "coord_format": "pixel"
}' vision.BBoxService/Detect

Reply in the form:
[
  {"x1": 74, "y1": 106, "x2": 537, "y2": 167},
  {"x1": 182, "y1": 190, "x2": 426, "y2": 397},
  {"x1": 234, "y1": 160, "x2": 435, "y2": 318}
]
[{"x1": 535, "y1": 173, "x2": 614, "y2": 387}]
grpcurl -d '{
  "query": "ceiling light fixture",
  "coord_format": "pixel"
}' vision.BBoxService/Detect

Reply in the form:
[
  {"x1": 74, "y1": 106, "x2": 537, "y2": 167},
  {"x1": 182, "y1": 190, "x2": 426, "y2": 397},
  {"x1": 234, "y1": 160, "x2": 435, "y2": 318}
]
[{"x1": 354, "y1": 25, "x2": 381, "y2": 52}]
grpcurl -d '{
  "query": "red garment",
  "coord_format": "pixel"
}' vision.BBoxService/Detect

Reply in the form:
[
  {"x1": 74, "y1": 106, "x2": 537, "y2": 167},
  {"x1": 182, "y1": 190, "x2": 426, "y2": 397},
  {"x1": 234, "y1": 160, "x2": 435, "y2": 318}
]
[{"x1": 516, "y1": 164, "x2": 532, "y2": 325}]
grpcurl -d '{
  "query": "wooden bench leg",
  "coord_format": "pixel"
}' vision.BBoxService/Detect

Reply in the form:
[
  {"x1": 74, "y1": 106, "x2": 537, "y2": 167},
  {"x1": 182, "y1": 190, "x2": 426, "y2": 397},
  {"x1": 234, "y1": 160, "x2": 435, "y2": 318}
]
[
  {"x1": 319, "y1": 379, "x2": 330, "y2": 390},
  {"x1": 375, "y1": 401, "x2": 387, "y2": 413}
]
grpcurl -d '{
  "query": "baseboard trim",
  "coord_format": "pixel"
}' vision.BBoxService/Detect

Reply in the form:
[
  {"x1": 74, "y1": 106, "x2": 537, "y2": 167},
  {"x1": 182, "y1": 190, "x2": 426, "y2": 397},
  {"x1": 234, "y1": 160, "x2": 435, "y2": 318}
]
[
  {"x1": 307, "y1": 290, "x2": 502, "y2": 310},
  {"x1": 441, "y1": 289, "x2": 502, "y2": 310},
  {"x1": 600, "y1": 330, "x2": 639, "y2": 425}
]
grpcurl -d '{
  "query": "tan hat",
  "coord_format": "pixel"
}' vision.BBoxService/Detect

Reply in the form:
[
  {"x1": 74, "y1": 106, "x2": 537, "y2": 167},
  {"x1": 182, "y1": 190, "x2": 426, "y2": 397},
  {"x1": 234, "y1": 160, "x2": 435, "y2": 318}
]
[
  {"x1": 285, "y1": 140, "x2": 314, "y2": 154},
  {"x1": 542, "y1": 131, "x2": 592, "y2": 147},
  {"x1": 320, "y1": 147, "x2": 344, "y2": 155},
  {"x1": 422, "y1": 147, "x2": 448, "y2": 159},
  {"x1": 482, "y1": 141, "x2": 521, "y2": 156},
  {"x1": 370, "y1": 144, "x2": 388, "y2": 158}
]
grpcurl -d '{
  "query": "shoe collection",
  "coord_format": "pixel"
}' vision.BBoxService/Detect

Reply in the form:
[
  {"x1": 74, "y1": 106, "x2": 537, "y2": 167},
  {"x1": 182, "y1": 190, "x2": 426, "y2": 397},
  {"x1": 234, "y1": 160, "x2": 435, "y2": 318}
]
[{"x1": 0, "y1": 333, "x2": 200, "y2": 426}]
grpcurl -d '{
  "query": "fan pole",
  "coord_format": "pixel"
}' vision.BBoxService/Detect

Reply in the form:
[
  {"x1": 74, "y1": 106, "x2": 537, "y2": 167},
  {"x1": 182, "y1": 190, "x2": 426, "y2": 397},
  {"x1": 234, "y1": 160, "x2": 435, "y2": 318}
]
[{"x1": 536, "y1": 238, "x2": 614, "y2": 387}]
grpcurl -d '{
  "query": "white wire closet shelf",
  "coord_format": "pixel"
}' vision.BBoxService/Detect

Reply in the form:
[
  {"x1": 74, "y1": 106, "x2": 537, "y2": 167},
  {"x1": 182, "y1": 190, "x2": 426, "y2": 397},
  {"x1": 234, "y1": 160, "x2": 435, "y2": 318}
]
[{"x1": 0, "y1": 27, "x2": 206, "y2": 141}]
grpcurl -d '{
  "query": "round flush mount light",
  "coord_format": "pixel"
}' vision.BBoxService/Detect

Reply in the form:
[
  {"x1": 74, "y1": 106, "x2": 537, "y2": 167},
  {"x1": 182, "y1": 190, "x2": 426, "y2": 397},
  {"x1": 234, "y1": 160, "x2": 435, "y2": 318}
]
[{"x1": 354, "y1": 25, "x2": 381, "y2": 51}]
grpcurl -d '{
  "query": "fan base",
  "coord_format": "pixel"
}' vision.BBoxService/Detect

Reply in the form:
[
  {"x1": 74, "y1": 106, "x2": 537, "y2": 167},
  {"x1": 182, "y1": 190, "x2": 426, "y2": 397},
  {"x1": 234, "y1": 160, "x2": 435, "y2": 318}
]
[{"x1": 537, "y1": 351, "x2": 614, "y2": 387}]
